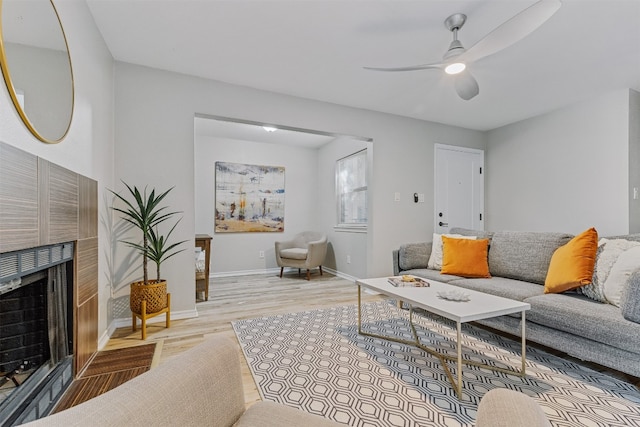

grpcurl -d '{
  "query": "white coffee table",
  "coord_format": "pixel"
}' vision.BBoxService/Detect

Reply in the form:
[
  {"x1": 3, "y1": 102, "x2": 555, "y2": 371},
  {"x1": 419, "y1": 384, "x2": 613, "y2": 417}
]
[{"x1": 355, "y1": 276, "x2": 530, "y2": 398}]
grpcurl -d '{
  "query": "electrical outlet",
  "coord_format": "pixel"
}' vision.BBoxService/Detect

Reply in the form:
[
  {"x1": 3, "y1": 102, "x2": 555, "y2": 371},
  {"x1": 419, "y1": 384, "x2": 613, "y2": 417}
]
[
  {"x1": 347, "y1": 255, "x2": 351, "y2": 264},
  {"x1": 259, "y1": 251, "x2": 265, "y2": 258}
]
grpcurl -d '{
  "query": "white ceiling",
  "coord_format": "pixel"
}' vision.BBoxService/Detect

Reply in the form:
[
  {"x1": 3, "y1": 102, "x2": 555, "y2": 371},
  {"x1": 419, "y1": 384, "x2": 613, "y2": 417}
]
[{"x1": 86, "y1": 0, "x2": 640, "y2": 131}]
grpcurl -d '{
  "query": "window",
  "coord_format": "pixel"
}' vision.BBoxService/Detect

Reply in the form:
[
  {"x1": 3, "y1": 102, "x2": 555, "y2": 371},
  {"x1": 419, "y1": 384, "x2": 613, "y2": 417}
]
[{"x1": 336, "y1": 149, "x2": 367, "y2": 228}]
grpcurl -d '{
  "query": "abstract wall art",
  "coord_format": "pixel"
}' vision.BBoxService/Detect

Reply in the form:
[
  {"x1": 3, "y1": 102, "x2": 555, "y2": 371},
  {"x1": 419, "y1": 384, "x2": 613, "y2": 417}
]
[{"x1": 215, "y1": 161, "x2": 285, "y2": 233}]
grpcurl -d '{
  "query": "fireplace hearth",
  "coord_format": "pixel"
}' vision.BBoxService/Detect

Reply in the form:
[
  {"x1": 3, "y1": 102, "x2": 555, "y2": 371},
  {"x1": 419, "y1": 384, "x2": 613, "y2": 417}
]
[{"x1": 0, "y1": 243, "x2": 74, "y2": 426}]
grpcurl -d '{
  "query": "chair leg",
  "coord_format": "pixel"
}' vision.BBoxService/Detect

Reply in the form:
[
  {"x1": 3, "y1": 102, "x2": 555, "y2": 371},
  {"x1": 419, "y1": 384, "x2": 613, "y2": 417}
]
[
  {"x1": 280, "y1": 267, "x2": 284, "y2": 278},
  {"x1": 319, "y1": 266, "x2": 323, "y2": 276},
  {"x1": 141, "y1": 300, "x2": 147, "y2": 340},
  {"x1": 306, "y1": 269, "x2": 310, "y2": 280}
]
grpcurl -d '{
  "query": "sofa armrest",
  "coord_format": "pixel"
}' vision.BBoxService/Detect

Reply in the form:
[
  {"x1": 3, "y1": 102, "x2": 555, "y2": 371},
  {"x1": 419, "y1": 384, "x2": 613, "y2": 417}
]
[
  {"x1": 392, "y1": 249, "x2": 400, "y2": 275},
  {"x1": 236, "y1": 401, "x2": 342, "y2": 427},
  {"x1": 476, "y1": 389, "x2": 551, "y2": 427},
  {"x1": 306, "y1": 238, "x2": 328, "y2": 268},
  {"x1": 24, "y1": 337, "x2": 246, "y2": 427},
  {"x1": 275, "y1": 240, "x2": 296, "y2": 264}
]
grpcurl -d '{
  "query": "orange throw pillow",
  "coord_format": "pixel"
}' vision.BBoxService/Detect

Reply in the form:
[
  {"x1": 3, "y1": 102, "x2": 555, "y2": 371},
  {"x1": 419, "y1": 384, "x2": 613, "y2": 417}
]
[
  {"x1": 441, "y1": 236, "x2": 491, "y2": 278},
  {"x1": 544, "y1": 227, "x2": 598, "y2": 294}
]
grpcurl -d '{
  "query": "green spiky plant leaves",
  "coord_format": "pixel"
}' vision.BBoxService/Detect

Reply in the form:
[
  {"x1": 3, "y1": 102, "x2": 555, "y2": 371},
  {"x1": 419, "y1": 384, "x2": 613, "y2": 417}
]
[
  {"x1": 110, "y1": 182, "x2": 187, "y2": 285},
  {"x1": 146, "y1": 220, "x2": 188, "y2": 282}
]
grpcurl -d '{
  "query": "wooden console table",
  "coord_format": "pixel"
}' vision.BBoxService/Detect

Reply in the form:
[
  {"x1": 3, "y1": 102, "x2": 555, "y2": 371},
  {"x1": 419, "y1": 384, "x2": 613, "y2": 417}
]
[{"x1": 195, "y1": 234, "x2": 212, "y2": 301}]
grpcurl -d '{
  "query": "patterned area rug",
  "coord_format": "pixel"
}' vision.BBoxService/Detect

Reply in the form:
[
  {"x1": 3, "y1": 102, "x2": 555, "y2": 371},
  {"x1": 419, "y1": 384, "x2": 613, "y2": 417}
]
[{"x1": 232, "y1": 300, "x2": 640, "y2": 427}]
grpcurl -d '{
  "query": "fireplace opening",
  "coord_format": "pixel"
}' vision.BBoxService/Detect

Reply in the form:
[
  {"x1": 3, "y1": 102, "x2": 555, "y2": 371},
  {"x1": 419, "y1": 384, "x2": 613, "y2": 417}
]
[{"x1": 0, "y1": 244, "x2": 74, "y2": 426}]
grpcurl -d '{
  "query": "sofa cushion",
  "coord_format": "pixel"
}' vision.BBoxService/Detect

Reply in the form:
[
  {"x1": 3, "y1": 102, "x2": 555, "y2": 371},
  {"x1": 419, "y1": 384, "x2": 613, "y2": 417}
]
[
  {"x1": 449, "y1": 277, "x2": 544, "y2": 302},
  {"x1": 400, "y1": 268, "x2": 463, "y2": 283},
  {"x1": 449, "y1": 227, "x2": 494, "y2": 240},
  {"x1": 441, "y1": 237, "x2": 491, "y2": 278},
  {"x1": 279, "y1": 248, "x2": 308, "y2": 260},
  {"x1": 488, "y1": 231, "x2": 573, "y2": 285},
  {"x1": 427, "y1": 234, "x2": 475, "y2": 270},
  {"x1": 524, "y1": 293, "x2": 640, "y2": 353},
  {"x1": 604, "y1": 245, "x2": 640, "y2": 306},
  {"x1": 621, "y1": 270, "x2": 640, "y2": 323},
  {"x1": 544, "y1": 227, "x2": 598, "y2": 294},
  {"x1": 580, "y1": 238, "x2": 640, "y2": 303},
  {"x1": 398, "y1": 242, "x2": 431, "y2": 270},
  {"x1": 236, "y1": 401, "x2": 341, "y2": 427},
  {"x1": 606, "y1": 233, "x2": 640, "y2": 243}
]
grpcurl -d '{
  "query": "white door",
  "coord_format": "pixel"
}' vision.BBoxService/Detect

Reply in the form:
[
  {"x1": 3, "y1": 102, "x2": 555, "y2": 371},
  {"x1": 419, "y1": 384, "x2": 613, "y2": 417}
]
[{"x1": 434, "y1": 144, "x2": 484, "y2": 234}]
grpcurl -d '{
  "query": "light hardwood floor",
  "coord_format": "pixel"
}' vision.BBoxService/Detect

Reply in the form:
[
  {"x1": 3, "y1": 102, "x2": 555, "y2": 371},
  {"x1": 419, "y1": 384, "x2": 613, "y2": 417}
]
[{"x1": 105, "y1": 272, "x2": 383, "y2": 405}]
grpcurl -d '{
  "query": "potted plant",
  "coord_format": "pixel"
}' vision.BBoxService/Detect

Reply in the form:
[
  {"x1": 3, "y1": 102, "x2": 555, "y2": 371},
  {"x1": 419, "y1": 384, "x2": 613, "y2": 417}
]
[{"x1": 110, "y1": 182, "x2": 186, "y2": 317}]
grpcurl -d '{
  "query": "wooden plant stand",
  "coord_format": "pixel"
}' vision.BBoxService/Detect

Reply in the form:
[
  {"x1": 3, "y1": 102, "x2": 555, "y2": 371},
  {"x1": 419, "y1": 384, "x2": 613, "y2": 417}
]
[
  {"x1": 132, "y1": 293, "x2": 170, "y2": 340},
  {"x1": 130, "y1": 281, "x2": 171, "y2": 340}
]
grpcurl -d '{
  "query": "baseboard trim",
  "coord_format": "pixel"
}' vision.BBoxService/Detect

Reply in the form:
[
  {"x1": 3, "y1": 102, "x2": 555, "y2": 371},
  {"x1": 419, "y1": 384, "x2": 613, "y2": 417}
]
[
  {"x1": 100, "y1": 308, "x2": 199, "y2": 349},
  {"x1": 210, "y1": 268, "x2": 281, "y2": 278},
  {"x1": 210, "y1": 267, "x2": 359, "y2": 282}
]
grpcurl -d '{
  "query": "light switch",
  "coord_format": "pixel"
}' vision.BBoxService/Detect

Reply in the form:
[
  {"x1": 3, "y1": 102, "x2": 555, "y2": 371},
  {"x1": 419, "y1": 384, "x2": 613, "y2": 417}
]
[
  {"x1": 394, "y1": 192, "x2": 400, "y2": 202},
  {"x1": 418, "y1": 193, "x2": 425, "y2": 203},
  {"x1": 634, "y1": 187, "x2": 639, "y2": 200}
]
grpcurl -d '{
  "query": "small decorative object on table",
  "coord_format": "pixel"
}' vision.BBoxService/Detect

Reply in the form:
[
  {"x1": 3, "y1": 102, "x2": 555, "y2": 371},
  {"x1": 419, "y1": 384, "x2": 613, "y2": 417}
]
[
  {"x1": 388, "y1": 275, "x2": 430, "y2": 287},
  {"x1": 437, "y1": 289, "x2": 471, "y2": 302}
]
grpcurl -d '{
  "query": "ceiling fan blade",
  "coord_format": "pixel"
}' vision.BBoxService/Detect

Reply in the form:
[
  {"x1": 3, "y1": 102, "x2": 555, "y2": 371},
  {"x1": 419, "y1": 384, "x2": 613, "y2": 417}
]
[
  {"x1": 459, "y1": 0, "x2": 561, "y2": 64},
  {"x1": 363, "y1": 63, "x2": 442, "y2": 72},
  {"x1": 454, "y1": 71, "x2": 479, "y2": 100}
]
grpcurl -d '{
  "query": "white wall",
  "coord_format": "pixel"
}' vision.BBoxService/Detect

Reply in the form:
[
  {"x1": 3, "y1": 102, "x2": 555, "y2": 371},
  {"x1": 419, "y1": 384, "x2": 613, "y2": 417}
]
[
  {"x1": 486, "y1": 89, "x2": 631, "y2": 236},
  {"x1": 194, "y1": 134, "x2": 319, "y2": 274},
  {"x1": 0, "y1": 2, "x2": 115, "y2": 342},
  {"x1": 114, "y1": 61, "x2": 487, "y2": 319}
]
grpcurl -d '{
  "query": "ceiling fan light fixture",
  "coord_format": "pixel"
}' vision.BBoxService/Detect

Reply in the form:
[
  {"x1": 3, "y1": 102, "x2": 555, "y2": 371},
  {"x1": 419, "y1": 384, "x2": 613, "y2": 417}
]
[{"x1": 445, "y1": 63, "x2": 466, "y2": 75}]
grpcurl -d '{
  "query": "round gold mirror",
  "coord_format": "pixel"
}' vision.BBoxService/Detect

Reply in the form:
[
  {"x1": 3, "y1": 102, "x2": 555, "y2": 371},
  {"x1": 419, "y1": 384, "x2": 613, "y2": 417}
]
[{"x1": 0, "y1": 0, "x2": 74, "y2": 144}]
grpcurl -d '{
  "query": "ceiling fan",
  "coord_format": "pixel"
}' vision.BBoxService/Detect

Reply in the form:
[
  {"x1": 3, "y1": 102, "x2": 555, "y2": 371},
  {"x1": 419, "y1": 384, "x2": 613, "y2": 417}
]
[{"x1": 364, "y1": 0, "x2": 561, "y2": 100}]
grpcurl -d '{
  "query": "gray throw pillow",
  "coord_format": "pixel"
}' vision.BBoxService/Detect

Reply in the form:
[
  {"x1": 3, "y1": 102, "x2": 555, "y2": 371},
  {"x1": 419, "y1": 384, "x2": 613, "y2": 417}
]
[
  {"x1": 399, "y1": 242, "x2": 430, "y2": 271},
  {"x1": 620, "y1": 269, "x2": 640, "y2": 323}
]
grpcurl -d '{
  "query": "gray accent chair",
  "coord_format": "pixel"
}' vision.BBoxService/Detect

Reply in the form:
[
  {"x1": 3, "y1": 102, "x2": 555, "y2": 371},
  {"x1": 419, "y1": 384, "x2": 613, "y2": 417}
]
[{"x1": 275, "y1": 231, "x2": 328, "y2": 280}]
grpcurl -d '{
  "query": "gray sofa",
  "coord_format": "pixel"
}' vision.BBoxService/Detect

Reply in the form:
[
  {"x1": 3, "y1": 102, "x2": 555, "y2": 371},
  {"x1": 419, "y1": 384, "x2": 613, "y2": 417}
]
[{"x1": 393, "y1": 228, "x2": 640, "y2": 378}]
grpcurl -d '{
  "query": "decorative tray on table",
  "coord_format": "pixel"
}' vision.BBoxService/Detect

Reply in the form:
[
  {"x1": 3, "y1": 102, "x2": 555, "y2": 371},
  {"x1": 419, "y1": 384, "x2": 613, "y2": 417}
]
[{"x1": 388, "y1": 275, "x2": 430, "y2": 288}]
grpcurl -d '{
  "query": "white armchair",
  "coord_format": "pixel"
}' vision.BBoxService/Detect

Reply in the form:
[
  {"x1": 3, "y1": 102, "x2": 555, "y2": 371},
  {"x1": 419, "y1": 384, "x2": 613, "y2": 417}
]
[{"x1": 275, "y1": 231, "x2": 328, "y2": 280}]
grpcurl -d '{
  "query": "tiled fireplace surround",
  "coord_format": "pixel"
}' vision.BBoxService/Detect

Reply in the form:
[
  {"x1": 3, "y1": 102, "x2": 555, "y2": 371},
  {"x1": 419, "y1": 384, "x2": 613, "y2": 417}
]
[{"x1": 0, "y1": 142, "x2": 98, "y2": 425}]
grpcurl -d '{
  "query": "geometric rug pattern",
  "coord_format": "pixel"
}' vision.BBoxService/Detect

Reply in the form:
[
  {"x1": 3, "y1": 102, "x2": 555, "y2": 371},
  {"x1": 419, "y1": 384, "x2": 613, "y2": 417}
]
[{"x1": 233, "y1": 301, "x2": 640, "y2": 427}]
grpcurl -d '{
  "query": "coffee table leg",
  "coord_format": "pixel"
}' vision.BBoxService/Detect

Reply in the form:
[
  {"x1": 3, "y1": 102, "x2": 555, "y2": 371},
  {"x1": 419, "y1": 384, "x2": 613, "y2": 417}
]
[
  {"x1": 521, "y1": 310, "x2": 526, "y2": 376},
  {"x1": 357, "y1": 284, "x2": 362, "y2": 334},
  {"x1": 456, "y1": 321, "x2": 462, "y2": 398}
]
